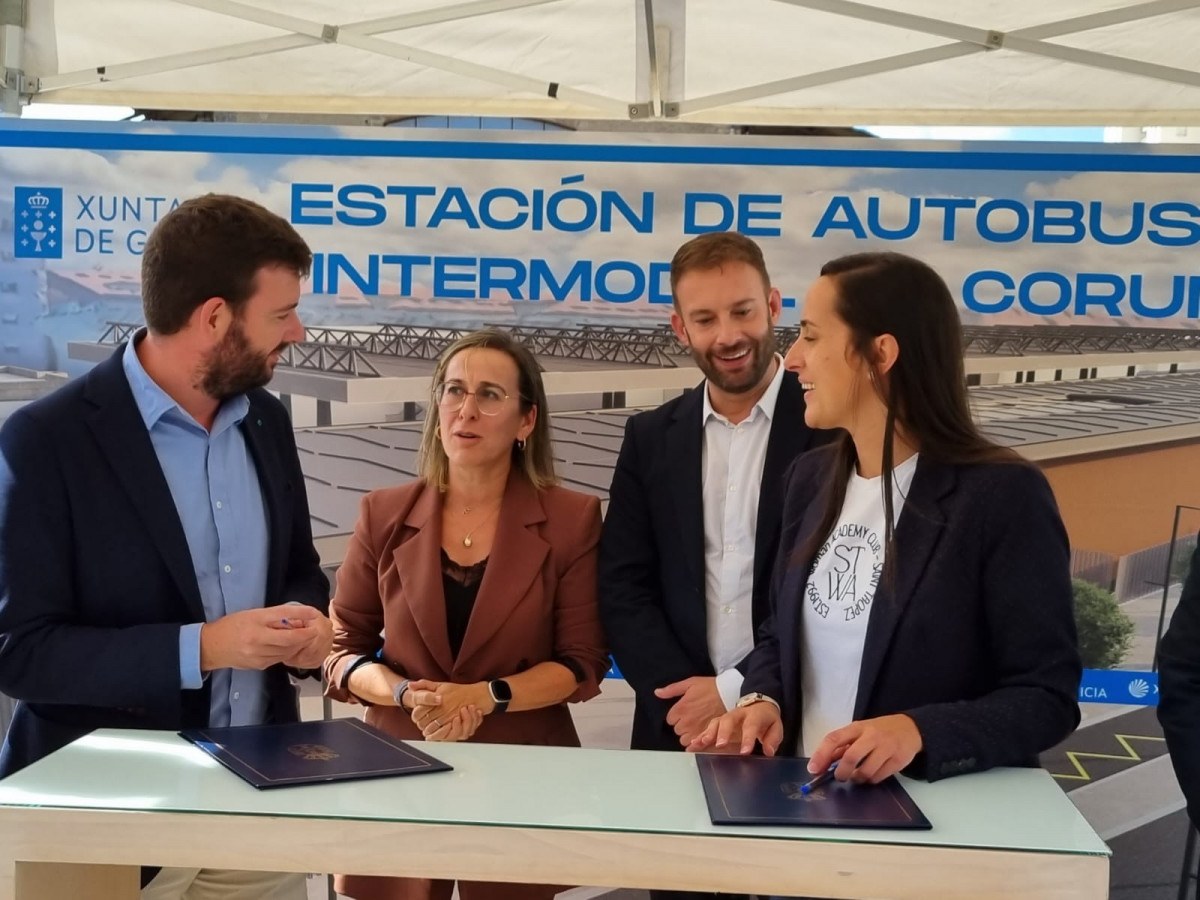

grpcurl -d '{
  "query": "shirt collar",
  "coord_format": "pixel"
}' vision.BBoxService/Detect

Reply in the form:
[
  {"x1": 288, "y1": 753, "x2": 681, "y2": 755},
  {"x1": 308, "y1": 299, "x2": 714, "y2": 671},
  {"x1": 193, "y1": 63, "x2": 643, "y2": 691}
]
[
  {"x1": 121, "y1": 329, "x2": 250, "y2": 434},
  {"x1": 702, "y1": 353, "x2": 786, "y2": 426}
]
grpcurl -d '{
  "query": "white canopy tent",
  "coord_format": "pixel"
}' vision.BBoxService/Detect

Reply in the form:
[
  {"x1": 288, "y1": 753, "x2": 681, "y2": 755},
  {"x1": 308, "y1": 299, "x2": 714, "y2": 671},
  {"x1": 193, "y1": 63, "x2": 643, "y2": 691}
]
[{"x1": 8, "y1": 0, "x2": 1200, "y2": 126}]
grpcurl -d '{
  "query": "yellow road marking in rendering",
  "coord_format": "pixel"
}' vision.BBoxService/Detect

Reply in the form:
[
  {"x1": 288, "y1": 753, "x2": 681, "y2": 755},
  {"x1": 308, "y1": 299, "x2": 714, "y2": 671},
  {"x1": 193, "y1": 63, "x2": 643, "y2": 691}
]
[{"x1": 1051, "y1": 733, "x2": 1166, "y2": 782}]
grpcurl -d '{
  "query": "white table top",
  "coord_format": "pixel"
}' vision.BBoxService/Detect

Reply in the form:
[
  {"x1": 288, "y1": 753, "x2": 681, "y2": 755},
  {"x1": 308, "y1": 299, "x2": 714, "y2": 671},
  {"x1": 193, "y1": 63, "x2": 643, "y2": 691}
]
[{"x1": 0, "y1": 728, "x2": 1109, "y2": 858}]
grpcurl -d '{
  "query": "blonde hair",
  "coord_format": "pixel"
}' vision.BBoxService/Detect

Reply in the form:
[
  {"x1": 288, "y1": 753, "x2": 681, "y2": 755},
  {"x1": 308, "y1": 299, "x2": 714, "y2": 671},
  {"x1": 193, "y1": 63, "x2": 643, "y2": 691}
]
[{"x1": 417, "y1": 330, "x2": 557, "y2": 491}]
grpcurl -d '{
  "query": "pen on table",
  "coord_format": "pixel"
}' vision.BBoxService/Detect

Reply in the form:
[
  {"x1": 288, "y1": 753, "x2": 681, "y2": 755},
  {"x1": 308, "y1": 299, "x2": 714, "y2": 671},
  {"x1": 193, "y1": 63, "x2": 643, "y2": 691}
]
[{"x1": 800, "y1": 762, "x2": 839, "y2": 794}]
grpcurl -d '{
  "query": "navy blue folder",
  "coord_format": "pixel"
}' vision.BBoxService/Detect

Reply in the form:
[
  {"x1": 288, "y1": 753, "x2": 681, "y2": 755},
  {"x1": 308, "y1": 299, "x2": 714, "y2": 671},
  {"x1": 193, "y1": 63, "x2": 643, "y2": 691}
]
[
  {"x1": 697, "y1": 754, "x2": 932, "y2": 829},
  {"x1": 180, "y1": 718, "x2": 452, "y2": 789}
]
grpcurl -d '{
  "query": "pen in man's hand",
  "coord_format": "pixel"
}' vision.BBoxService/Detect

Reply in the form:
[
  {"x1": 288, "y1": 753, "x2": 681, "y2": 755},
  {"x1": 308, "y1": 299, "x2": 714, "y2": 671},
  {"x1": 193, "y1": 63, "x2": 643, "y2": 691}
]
[{"x1": 800, "y1": 762, "x2": 839, "y2": 794}]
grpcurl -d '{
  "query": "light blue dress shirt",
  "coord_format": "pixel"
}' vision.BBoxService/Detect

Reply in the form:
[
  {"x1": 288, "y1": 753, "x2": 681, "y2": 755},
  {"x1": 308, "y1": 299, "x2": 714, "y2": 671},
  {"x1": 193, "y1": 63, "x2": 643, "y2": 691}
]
[{"x1": 121, "y1": 338, "x2": 271, "y2": 728}]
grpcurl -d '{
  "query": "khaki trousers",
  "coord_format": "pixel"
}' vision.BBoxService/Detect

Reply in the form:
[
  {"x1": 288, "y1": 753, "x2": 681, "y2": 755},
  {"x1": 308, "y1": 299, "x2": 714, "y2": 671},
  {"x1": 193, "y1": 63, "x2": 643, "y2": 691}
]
[{"x1": 141, "y1": 867, "x2": 309, "y2": 900}]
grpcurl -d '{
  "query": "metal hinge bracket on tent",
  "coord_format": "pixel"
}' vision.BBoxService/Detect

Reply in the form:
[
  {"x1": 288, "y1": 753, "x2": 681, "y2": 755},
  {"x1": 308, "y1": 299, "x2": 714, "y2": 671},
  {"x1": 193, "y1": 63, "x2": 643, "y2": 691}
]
[
  {"x1": 3, "y1": 67, "x2": 30, "y2": 91},
  {"x1": 628, "y1": 101, "x2": 653, "y2": 119},
  {"x1": 984, "y1": 30, "x2": 1004, "y2": 50},
  {"x1": 2, "y1": 67, "x2": 34, "y2": 115}
]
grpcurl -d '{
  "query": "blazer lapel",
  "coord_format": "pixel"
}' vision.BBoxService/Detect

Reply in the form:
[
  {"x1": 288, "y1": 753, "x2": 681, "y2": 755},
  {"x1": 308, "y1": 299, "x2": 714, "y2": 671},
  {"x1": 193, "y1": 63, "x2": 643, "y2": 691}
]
[
  {"x1": 753, "y1": 372, "x2": 811, "y2": 619},
  {"x1": 82, "y1": 350, "x2": 205, "y2": 622},
  {"x1": 240, "y1": 400, "x2": 287, "y2": 605},
  {"x1": 454, "y1": 473, "x2": 549, "y2": 674},
  {"x1": 853, "y1": 458, "x2": 955, "y2": 719},
  {"x1": 780, "y1": 482, "x2": 829, "y2": 715},
  {"x1": 392, "y1": 483, "x2": 456, "y2": 676},
  {"x1": 666, "y1": 384, "x2": 706, "y2": 597}
]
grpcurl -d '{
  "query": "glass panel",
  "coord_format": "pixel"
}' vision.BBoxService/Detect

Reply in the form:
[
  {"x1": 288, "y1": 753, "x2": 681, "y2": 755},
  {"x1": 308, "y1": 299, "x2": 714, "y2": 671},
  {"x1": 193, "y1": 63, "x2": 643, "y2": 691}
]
[{"x1": 0, "y1": 730, "x2": 1108, "y2": 857}]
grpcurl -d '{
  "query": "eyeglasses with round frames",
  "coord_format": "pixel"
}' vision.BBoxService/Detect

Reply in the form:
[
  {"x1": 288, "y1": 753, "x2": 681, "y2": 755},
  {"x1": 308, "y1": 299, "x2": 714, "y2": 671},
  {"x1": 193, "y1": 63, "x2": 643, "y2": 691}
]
[{"x1": 435, "y1": 381, "x2": 518, "y2": 416}]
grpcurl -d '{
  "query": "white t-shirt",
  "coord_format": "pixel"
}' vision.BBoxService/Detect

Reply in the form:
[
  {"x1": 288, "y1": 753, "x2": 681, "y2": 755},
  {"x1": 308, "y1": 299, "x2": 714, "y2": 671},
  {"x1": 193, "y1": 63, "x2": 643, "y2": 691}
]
[{"x1": 799, "y1": 453, "x2": 919, "y2": 756}]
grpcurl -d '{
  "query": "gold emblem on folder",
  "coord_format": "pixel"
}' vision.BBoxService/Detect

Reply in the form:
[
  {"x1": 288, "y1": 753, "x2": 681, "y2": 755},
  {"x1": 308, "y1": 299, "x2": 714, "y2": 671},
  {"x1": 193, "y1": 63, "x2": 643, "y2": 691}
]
[{"x1": 288, "y1": 743, "x2": 340, "y2": 761}]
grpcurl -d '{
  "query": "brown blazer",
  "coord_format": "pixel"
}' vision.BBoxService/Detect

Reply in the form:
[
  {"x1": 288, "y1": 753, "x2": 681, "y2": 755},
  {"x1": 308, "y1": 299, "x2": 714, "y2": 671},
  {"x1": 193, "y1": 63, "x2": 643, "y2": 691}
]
[{"x1": 324, "y1": 473, "x2": 608, "y2": 748}]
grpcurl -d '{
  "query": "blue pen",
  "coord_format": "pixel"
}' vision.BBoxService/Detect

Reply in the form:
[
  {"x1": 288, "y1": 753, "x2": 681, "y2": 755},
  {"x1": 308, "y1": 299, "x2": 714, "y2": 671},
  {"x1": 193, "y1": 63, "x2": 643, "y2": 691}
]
[{"x1": 800, "y1": 762, "x2": 839, "y2": 794}]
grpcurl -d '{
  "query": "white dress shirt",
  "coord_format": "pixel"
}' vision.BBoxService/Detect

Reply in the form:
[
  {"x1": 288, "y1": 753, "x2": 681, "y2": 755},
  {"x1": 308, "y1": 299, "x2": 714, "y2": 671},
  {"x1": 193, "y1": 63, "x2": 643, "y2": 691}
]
[{"x1": 701, "y1": 357, "x2": 786, "y2": 711}]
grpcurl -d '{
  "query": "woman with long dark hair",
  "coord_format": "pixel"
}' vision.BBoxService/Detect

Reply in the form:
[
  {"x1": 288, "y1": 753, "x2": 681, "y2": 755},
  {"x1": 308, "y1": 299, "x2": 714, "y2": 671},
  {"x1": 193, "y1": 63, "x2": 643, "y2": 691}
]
[{"x1": 691, "y1": 252, "x2": 1081, "y2": 788}]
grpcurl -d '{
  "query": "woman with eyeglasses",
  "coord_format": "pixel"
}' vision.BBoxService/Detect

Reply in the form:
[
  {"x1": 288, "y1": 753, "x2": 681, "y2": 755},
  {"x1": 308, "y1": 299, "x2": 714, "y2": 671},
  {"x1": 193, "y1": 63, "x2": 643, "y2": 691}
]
[{"x1": 323, "y1": 329, "x2": 608, "y2": 900}]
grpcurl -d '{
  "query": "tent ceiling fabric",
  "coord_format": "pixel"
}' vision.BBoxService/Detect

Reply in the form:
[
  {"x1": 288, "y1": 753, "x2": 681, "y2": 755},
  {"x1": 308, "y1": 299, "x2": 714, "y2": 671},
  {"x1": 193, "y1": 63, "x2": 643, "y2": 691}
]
[{"x1": 18, "y1": 0, "x2": 1200, "y2": 124}]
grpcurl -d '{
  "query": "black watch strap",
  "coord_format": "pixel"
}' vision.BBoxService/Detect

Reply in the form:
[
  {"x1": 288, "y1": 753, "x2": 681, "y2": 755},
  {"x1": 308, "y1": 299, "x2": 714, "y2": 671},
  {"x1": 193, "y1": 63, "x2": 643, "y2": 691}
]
[{"x1": 488, "y1": 679, "x2": 512, "y2": 713}]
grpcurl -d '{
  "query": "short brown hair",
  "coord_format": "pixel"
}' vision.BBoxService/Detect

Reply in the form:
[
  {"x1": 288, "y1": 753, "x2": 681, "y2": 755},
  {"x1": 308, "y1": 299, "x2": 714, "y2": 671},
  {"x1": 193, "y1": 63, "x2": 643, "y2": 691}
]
[
  {"x1": 669, "y1": 231, "x2": 772, "y2": 308},
  {"x1": 417, "y1": 330, "x2": 557, "y2": 492},
  {"x1": 141, "y1": 193, "x2": 312, "y2": 335}
]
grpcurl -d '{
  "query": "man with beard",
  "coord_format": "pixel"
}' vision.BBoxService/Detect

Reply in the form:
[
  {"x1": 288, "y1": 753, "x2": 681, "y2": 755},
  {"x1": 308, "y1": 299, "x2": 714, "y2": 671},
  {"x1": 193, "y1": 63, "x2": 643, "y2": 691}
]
[
  {"x1": 0, "y1": 194, "x2": 331, "y2": 900},
  {"x1": 599, "y1": 231, "x2": 828, "y2": 900}
]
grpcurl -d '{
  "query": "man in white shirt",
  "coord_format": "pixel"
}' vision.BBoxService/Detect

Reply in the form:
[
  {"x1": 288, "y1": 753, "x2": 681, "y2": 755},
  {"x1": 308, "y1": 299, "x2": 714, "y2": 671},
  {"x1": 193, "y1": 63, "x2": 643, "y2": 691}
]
[{"x1": 599, "y1": 232, "x2": 829, "y2": 900}]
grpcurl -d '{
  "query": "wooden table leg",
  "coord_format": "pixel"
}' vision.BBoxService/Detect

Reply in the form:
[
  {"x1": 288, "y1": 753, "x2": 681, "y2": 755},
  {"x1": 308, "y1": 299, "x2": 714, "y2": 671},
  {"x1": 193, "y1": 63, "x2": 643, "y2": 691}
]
[{"x1": 14, "y1": 862, "x2": 138, "y2": 899}]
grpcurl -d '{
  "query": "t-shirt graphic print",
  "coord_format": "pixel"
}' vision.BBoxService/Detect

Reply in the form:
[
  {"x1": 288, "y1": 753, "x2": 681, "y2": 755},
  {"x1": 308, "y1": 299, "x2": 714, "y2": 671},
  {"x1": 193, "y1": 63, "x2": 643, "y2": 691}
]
[
  {"x1": 799, "y1": 454, "x2": 919, "y2": 756},
  {"x1": 805, "y1": 520, "x2": 884, "y2": 625}
]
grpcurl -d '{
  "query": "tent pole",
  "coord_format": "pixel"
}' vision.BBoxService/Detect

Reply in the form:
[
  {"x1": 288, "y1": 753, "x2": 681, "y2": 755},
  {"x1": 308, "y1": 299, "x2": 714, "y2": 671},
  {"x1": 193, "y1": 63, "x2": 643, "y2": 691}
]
[
  {"x1": 0, "y1": 0, "x2": 27, "y2": 116},
  {"x1": 636, "y1": 0, "x2": 660, "y2": 120}
]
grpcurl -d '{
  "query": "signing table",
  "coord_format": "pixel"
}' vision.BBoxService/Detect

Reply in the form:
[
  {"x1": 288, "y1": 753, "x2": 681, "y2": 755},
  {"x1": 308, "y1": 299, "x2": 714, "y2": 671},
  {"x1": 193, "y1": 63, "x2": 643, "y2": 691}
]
[{"x1": 0, "y1": 729, "x2": 1108, "y2": 899}]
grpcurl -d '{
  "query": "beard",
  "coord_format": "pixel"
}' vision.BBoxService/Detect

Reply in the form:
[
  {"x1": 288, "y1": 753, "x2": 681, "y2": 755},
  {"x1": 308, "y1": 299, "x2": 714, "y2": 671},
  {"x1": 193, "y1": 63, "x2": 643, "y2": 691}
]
[
  {"x1": 689, "y1": 326, "x2": 778, "y2": 394},
  {"x1": 198, "y1": 320, "x2": 284, "y2": 401}
]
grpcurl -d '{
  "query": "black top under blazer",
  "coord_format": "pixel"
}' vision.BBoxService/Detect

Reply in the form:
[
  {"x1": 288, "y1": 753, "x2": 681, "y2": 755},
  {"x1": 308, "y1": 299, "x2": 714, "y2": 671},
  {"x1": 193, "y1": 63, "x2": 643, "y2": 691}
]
[{"x1": 741, "y1": 446, "x2": 1082, "y2": 781}]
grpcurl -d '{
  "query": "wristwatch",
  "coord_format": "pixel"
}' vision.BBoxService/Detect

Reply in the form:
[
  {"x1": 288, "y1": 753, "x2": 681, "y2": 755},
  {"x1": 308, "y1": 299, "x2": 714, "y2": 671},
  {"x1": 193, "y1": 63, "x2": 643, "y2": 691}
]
[
  {"x1": 488, "y1": 679, "x2": 512, "y2": 713},
  {"x1": 736, "y1": 692, "x2": 780, "y2": 710}
]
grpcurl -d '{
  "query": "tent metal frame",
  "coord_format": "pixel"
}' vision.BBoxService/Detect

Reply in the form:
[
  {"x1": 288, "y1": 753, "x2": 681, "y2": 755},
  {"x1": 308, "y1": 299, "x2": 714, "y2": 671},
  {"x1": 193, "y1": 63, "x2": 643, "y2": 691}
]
[{"x1": 14, "y1": 0, "x2": 1200, "y2": 123}]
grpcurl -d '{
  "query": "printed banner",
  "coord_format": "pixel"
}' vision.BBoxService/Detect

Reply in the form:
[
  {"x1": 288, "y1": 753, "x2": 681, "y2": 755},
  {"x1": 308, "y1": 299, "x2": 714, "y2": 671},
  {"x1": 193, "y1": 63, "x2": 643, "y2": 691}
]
[
  {"x1": 4, "y1": 121, "x2": 1200, "y2": 376},
  {"x1": 1079, "y1": 668, "x2": 1158, "y2": 705}
]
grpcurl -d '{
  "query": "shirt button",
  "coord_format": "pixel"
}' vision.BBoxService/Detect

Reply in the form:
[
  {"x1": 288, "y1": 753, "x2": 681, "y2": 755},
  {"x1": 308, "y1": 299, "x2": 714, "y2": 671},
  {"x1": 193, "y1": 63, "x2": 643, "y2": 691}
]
[
  {"x1": 729, "y1": 484, "x2": 737, "y2": 492},
  {"x1": 723, "y1": 606, "x2": 734, "y2": 615},
  {"x1": 736, "y1": 426, "x2": 743, "y2": 433},
  {"x1": 223, "y1": 564, "x2": 232, "y2": 574},
  {"x1": 215, "y1": 501, "x2": 223, "y2": 510},
  {"x1": 725, "y1": 544, "x2": 735, "y2": 552},
  {"x1": 233, "y1": 692, "x2": 240, "y2": 700}
]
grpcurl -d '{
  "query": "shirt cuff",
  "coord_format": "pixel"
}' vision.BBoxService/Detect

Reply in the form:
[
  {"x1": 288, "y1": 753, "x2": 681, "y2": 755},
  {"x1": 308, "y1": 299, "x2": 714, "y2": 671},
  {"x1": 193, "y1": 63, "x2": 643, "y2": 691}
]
[
  {"x1": 179, "y1": 623, "x2": 204, "y2": 690},
  {"x1": 715, "y1": 667, "x2": 745, "y2": 712}
]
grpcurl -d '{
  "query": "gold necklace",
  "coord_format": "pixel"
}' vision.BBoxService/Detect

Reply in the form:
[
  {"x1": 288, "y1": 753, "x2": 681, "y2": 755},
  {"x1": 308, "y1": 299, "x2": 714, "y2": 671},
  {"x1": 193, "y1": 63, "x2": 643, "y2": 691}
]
[{"x1": 459, "y1": 502, "x2": 501, "y2": 548}]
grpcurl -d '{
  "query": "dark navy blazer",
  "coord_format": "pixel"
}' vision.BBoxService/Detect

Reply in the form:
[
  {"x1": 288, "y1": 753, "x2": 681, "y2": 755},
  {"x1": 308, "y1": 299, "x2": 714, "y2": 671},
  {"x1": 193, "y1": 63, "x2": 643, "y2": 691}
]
[
  {"x1": 741, "y1": 446, "x2": 1082, "y2": 781},
  {"x1": 1158, "y1": 548, "x2": 1200, "y2": 826},
  {"x1": 598, "y1": 371, "x2": 830, "y2": 752},
  {"x1": 0, "y1": 346, "x2": 329, "y2": 777}
]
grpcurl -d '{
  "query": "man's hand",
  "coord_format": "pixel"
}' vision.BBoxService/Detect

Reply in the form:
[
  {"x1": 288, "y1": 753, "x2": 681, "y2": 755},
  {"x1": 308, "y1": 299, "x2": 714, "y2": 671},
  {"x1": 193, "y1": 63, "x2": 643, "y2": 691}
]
[
  {"x1": 199, "y1": 606, "x2": 323, "y2": 672},
  {"x1": 279, "y1": 609, "x2": 333, "y2": 669},
  {"x1": 655, "y1": 676, "x2": 728, "y2": 747},
  {"x1": 688, "y1": 701, "x2": 784, "y2": 756},
  {"x1": 807, "y1": 714, "x2": 923, "y2": 784}
]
